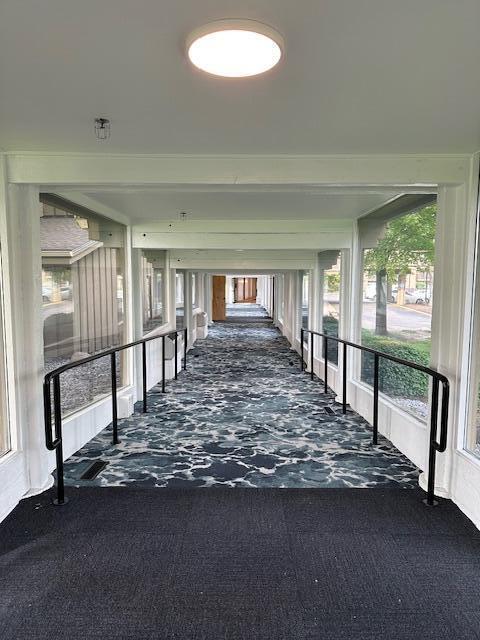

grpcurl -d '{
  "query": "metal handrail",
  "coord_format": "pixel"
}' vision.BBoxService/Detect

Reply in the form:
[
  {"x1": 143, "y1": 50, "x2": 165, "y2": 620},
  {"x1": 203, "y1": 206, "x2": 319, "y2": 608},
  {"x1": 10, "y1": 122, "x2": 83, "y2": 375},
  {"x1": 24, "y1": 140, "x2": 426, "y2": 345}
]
[
  {"x1": 300, "y1": 327, "x2": 450, "y2": 506},
  {"x1": 44, "y1": 326, "x2": 188, "y2": 505}
]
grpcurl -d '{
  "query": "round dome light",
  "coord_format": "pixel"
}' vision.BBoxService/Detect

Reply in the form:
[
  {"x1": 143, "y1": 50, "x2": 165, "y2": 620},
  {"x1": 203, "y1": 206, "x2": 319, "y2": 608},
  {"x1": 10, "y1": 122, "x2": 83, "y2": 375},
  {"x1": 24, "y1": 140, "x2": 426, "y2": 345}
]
[{"x1": 186, "y1": 20, "x2": 284, "y2": 78}]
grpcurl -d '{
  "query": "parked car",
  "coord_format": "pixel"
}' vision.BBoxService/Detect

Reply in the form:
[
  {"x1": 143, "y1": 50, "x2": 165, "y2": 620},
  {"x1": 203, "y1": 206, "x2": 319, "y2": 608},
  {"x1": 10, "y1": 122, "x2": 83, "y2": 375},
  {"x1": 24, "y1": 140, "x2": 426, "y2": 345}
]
[
  {"x1": 60, "y1": 285, "x2": 72, "y2": 300},
  {"x1": 42, "y1": 286, "x2": 52, "y2": 303},
  {"x1": 391, "y1": 288, "x2": 430, "y2": 304},
  {"x1": 364, "y1": 283, "x2": 396, "y2": 303},
  {"x1": 364, "y1": 283, "x2": 377, "y2": 301},
  {"x1": 404, "y1": 288, "x2": 430, "y2": 304},
  {"x1": 42, "y1": 284, "x2": 72, "y2": 302}
]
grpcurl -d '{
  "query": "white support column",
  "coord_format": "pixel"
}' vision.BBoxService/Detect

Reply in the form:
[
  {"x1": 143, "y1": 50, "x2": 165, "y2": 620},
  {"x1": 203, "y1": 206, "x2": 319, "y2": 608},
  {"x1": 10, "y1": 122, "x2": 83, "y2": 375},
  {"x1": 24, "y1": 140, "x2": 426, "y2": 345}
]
[
  {"x1": 167, "y1": 261, "x2": 177, "y2": 330},
  {"x1": 131, "y1": 248, "x2": 144, "y2": 401},
  {"x1": 206, "y1": 274, "x2": 213, "y2": 324},
  {"x1": 418, "y1": 183, "x2": 471, "y2": 499},
  {"x1": 6, "y1": 184, "x2": 52, "y2": 496},
  {"x1": 197, "y1": 272, "x2": 205, "y2": 311},
  {"x1": 184, "y1": 271, "x2": 193, "y2": 348},
  {"x1": 226, "y1": 276, "x2": 234, "y2": 304},
  {"x1": 273, "y1": 274, "x2": 280, "y2": 326}
]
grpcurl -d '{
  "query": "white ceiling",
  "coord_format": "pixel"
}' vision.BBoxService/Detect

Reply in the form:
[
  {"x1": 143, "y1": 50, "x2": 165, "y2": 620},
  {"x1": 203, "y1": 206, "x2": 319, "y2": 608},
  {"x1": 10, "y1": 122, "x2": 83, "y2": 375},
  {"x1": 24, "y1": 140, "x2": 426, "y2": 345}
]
[
  {"x1": 1, "y1": 0, "x2": 480, "y2": 154},
  {"x1": 78, "y1": 187, "x2": 402, "y2": 222}
]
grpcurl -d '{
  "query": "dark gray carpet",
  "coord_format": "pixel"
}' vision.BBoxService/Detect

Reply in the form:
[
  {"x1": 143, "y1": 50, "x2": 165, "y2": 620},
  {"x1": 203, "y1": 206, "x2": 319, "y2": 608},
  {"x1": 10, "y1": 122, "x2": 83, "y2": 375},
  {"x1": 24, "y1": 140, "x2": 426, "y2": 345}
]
[{"x1": 1, "y1": 487, "x2": 480, "y2": 639}]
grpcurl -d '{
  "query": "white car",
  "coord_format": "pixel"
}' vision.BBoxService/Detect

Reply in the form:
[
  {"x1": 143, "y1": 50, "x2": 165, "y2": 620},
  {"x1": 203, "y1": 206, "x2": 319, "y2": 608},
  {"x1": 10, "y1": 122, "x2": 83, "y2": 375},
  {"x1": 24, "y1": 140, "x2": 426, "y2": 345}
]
[
  {"x1": 391, "y1": 288, "x2": 430, "y2": 304},
  {"x1": 42, "y1": 286, "x2": 52, "y2": 303},
  {"x1": 404, "y1": 289, "x2": 430, "y2": 304},
  {"x1": 364, "y1": 283, "x2": 396, "y2": 303}
]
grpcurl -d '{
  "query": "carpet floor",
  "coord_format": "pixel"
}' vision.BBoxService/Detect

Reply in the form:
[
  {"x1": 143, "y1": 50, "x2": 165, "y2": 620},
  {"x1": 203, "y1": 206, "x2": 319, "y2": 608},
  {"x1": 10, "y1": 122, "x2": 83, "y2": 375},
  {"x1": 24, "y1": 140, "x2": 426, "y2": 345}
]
[
  {"x1": 63, "y1": 307, "x2": 418, "y2": 489},
  {"x1": 1, "y1": 487, "x2": 480, "y2": 639}
]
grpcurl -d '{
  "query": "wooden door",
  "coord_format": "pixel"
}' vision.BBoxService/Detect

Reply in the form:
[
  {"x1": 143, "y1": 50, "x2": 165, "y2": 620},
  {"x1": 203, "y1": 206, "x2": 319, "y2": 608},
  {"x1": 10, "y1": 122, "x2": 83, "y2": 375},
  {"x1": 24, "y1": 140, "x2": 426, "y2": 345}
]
[{"x1": 212, "y1": 275, "x2": 226, "y2": 321}]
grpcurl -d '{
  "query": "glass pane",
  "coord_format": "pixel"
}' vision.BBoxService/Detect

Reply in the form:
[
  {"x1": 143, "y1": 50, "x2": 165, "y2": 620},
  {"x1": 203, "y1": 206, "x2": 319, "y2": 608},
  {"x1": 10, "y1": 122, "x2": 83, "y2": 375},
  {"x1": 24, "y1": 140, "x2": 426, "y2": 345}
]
[
  {"x1": 142, "y1": 255, "x2": 164, "y2": 333},
  {"x1": 176, "y1": 272, "x2": 185, "y2": 329},
  {"x1": 0, "y1": 265, "x2": 9, "y2": 457},
  {"x1": 301, "y1": 272, "x2": 309, "y2": 340},
  {"x1": 467, "y1": 222, "x2": 480, "y2": 456},
  {"x1": 360, "y1": 203, "x2": 436, "y2": 421},
  {"x1": 323, "y1": 254, "x2": 341, "y2": 364},
  {"x1": 41, "y1": 203, "x2": 127, "y2": 418},
  {"x1": 474, "y1": 380, "x2": 480, "y2": 455}
]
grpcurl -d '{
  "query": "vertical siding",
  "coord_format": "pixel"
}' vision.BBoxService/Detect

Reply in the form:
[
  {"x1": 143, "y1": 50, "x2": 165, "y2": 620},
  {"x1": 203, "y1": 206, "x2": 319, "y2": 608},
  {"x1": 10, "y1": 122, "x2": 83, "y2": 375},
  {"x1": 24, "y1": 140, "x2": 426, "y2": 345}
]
[{"x1": 73, "y1": 247, "x2": 120, "y2": 354}]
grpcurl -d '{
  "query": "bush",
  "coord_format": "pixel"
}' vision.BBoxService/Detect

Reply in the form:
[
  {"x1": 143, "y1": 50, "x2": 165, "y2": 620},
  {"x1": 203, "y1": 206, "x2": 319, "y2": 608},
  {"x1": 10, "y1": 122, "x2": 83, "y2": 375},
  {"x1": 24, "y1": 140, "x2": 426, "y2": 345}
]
[{"x1": 361, "y1": 330, "x2": 430, "y2": 398}]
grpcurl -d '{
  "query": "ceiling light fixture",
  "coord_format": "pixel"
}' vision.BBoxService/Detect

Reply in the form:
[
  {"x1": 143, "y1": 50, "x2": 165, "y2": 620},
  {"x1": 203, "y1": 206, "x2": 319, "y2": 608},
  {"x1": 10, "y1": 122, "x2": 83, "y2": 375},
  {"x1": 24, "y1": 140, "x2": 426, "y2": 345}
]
[
  {"x1": 94, "y1": 117, "x2": 111, "y2": 141},
  {"x1": 186, "y1": 20, "x2": 283, "y2": 78}
]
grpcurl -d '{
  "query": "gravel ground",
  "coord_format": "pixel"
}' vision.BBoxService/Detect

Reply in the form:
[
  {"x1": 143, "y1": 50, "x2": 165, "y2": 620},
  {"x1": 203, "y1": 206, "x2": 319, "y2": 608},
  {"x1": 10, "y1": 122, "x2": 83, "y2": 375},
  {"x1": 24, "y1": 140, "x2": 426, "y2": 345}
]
[
  {"x1": 45, "y1": 352, "x2": 123, "y2": 417},
  {"x1": 390, "y1": 396, "x2": 429, "y2": 420}
]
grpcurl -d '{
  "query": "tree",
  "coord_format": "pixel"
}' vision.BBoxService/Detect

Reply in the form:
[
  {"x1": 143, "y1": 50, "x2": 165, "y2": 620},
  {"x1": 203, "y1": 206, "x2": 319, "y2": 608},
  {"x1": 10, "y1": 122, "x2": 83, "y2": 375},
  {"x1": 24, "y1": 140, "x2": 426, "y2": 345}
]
[
  {"x1": 326, "y1": 273, "x2": 340, "y2": 292},
  {"x1": 364, "y1": 204, "x2": 436, "y2": 335}
]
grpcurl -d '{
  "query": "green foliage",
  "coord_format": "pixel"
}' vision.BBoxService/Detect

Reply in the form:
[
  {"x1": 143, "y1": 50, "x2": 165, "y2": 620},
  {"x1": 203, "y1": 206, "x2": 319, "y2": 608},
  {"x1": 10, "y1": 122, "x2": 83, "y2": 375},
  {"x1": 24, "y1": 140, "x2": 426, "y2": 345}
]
[
  {"x1": 361, "y1": 330, "x2": 431, "y2": 398},
  {"x1": 319, "y1": 317, "x2": 431, "y2": 399},
  {"x1": 325, "y1": 273, "x2": 340, "y2": 292},
  {"x1": 364, "y1": 204, "x2": 436, "y2": 281}
]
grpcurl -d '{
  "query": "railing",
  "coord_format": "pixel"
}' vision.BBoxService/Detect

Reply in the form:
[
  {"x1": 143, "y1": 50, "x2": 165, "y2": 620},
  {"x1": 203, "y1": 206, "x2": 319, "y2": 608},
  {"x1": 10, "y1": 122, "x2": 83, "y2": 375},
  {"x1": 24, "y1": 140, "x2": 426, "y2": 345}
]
[
  {"x1": 44, "y1": 327, "x2": 188, "y2": 505},
  {"x1": 300, "y1": 328, "x2": 449, "y2": 507}
]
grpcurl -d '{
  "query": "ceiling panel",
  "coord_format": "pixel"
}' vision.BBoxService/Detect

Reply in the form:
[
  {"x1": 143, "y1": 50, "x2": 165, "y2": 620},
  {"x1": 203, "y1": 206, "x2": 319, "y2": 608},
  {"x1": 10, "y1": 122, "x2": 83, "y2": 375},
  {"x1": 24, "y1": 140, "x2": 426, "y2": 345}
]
[
  {"x1": 1, "y1": 0, "x2": 479, "y2": 154},
  {"x1": 82, "y1": 188, "x2": 402, "y2": 222}
]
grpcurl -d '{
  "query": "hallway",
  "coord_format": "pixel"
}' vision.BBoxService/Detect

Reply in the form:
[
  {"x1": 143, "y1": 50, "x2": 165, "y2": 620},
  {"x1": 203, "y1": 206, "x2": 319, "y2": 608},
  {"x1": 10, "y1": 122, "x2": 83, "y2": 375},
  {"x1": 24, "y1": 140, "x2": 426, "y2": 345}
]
[{"x1": 63, "y1": 305, "x2": 418, "y2": 489}]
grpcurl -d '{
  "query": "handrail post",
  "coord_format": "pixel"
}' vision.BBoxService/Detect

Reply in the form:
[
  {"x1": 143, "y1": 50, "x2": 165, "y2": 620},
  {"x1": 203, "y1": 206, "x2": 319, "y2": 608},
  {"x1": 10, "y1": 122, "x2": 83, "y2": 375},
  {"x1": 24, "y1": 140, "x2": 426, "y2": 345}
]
[
  {"x1": 183, "y1": 327, "x2": 187, "y2": 370},
  {"x1": 310, "y1": 333, "x2": 314, "y2": 381},
  {"x1": 300, "y1": 328, "x2": 304, "y2": 370},
  {"x1": 142, "y1": 341, "x2": 147, "y2": 413},
  {"x1": 111, "y1": 353, "x2": 119, "y2": 445},
  {"x1": 342, "y1": 343, "x2": 347, "y2": 414},
  {"x1": 324, "y1": 337, "x2": 328, "y2": 393},
  {"x1": 373, "y1": 353, "x2": 379, "y2": 445},
  {"x1": 425, "y1": 378, "x2": 440, "y2": 506},
  {"x1": 52, "y1": 376, "x2": 66, "y2": 505},
  {"x1": 43, "y1": 379, "x2": 53, "y2": 448},
  {"x1": 162, "y1": 335, "x2": 166, "y2": 393},
  {"x1": 174, "y1": 332, "x2": 178, "y2": 380}
]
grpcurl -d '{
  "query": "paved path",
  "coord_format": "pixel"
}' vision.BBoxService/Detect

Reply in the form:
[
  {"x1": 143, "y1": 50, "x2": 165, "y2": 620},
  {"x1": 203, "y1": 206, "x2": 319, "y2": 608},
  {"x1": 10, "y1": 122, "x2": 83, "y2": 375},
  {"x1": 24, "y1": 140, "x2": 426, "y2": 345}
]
[{"x1": 63, "y1": 306, "x2": 418, "y2": 488}]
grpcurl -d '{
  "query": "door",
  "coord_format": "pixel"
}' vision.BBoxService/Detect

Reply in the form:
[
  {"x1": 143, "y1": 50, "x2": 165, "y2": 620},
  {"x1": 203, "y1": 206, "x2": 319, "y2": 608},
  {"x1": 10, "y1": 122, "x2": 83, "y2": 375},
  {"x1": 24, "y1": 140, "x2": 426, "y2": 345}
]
[
  {"x1": 212, "y1": 275, "x2": 226, "y2": 321},
  {"x1": 234, "y1": 277, "x2": 257, "y2": 303}
]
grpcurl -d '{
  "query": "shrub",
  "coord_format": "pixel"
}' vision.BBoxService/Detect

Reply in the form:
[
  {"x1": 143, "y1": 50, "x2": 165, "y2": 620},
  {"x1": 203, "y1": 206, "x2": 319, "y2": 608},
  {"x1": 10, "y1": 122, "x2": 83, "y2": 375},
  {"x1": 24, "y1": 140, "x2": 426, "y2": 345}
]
[
  {"x1": 361, "y1": 330, "x2": 430, "y2": 398},
  {"x1": 319, "y1": 319, "x2": 430, "y2": 399}
]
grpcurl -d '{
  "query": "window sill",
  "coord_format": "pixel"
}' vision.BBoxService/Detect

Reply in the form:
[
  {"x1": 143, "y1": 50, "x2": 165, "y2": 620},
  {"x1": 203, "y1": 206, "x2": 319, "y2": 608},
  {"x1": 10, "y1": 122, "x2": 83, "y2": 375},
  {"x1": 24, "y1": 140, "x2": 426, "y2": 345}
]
[
  {"x1": 62, "y1": 383, "x2": 135, "y2": 426},
  {"x1": 351, "y1": 378, "x2": 428, "y2": 427},
  {"x1": 142, "y1": 322, "x2": 170, "y2": 340}
]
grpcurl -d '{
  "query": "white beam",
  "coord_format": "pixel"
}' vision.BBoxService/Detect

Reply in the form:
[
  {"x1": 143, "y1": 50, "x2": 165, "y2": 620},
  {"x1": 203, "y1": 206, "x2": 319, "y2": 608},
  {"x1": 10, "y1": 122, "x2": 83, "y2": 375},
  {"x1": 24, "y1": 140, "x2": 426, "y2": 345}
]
[
  {"x1": 133, "y1": 231, "x2": 351, "y2": 250},
  {"x1": 6, "y1": 153, "x2": 470, "y2": 187}
]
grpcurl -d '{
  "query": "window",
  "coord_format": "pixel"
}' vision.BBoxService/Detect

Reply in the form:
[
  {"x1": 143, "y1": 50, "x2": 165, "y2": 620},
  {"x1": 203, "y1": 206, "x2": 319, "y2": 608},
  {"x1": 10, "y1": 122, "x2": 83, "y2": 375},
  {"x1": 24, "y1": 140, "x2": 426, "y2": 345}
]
[
  {"x1": 323, "y1": 254, "x2": 341, "y2": 364},
  {"x1": 41, "y1": 199, "x2": 127, "y2": 417},
  {"x1": 360, "y1": 203, "x2": 436, "y2": 421},
  {"x1": 0, "y1": 255, "x2": 9, "y2": 457},
  {"x1": 176, "y1": 271, "x2": 185, "y2": 329},
  {"x1": 142, "y1": 253, "x2": 165, "y2": 334},
  {"x1": 301, "y1": 271, "x2": 309, "y2": 340},
  {"x1": 466, "y1": 204, "x2": 480, "y2": 457}
]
